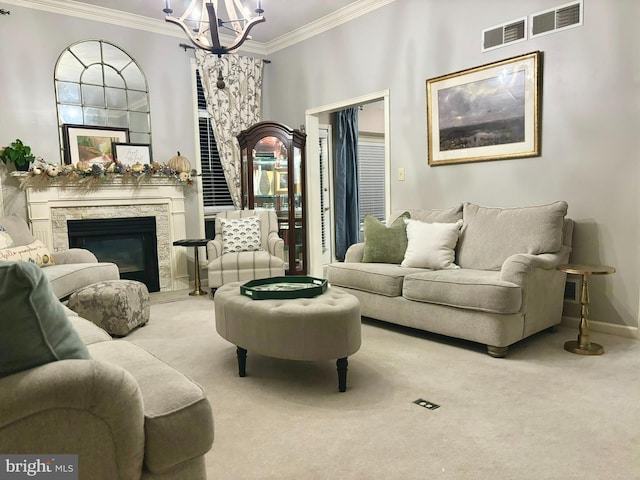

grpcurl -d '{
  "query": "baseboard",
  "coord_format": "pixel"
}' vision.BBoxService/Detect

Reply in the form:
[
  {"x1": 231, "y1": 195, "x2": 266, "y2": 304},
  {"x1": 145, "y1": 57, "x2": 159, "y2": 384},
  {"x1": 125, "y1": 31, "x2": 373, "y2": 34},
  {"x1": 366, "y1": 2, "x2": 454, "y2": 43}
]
[{"x1": 561, "y1": 316, "x2": 638, "y2": 339}]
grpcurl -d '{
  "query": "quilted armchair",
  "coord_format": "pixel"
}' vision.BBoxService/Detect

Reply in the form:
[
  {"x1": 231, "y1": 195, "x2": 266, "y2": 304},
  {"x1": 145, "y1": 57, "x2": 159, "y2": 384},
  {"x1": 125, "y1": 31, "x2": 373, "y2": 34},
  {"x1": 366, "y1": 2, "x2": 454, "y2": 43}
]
[{"x1": 206, "y1": 210, "x2": 285, "y2": 291}]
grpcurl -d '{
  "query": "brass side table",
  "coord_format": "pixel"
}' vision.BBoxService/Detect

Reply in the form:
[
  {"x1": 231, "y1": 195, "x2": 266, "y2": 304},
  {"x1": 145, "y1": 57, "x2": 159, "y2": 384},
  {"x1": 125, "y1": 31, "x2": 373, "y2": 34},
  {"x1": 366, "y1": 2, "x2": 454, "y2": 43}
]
[
  {"x1": 173, "y1": 239, "x2": 209, "y2": 296},
  {"x1": 557, "y1": 264, "x2": 615, "y2": 355}
]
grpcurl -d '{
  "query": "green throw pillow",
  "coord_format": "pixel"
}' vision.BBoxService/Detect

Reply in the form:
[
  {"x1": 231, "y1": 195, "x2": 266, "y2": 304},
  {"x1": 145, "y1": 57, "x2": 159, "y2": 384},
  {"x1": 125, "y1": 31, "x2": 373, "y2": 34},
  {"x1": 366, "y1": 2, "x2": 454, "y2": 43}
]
[
  {"x1": 0, "y1": 261, "x2": 90, "y2": 378},
  {"x1": 362, "y1": 212, "x2": 411, "y2": 264}
]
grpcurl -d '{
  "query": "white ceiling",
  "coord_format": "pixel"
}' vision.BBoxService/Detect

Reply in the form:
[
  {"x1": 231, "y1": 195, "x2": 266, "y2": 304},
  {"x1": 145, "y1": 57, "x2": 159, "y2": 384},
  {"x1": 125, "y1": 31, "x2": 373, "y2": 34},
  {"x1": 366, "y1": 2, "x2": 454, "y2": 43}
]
[{"x1": 72, "y1": 0, "x2": 362, "y2": 44}]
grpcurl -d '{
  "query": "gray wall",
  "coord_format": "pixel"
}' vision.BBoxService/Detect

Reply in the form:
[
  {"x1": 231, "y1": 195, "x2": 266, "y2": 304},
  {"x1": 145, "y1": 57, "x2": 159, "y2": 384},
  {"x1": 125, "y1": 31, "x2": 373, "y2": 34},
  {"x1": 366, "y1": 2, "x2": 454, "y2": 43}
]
[
  {"x1": 0, "y1": 1, "x2": 638, "y2": 330},
  {"x1": 0, "y1": 3, "x2": 202, "y2": 237},
  {"x1": 262, "y1": 0, "x2": 639, "y2": 329}
]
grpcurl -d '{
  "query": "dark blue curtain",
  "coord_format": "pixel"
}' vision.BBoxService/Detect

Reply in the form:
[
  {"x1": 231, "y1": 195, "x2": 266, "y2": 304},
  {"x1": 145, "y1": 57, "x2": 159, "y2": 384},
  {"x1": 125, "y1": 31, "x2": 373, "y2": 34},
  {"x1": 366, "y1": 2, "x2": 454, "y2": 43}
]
[{"x1": 333, "y1": 107, "x2": 359, "y2": 261}]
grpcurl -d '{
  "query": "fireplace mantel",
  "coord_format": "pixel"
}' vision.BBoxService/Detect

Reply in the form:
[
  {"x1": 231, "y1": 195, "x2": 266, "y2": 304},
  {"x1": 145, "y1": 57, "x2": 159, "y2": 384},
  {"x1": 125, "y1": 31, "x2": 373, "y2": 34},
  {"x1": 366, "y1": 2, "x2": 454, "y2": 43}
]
[{"x1": 23, "y1": 179, "x2": 189, "y2": 292}]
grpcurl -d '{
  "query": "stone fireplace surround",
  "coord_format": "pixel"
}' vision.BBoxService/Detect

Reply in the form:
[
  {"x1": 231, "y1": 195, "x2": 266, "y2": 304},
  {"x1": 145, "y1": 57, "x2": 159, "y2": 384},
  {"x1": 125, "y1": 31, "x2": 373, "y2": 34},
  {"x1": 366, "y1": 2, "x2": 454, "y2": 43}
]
[{"x1": 24, "y1": 179, "x2": 189, "y2": 292}]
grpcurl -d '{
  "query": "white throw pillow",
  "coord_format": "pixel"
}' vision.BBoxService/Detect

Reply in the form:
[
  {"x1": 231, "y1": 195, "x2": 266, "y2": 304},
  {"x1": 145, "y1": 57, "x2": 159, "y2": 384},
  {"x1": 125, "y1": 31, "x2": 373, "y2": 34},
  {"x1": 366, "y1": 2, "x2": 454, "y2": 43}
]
[
  {"x1": 220, "y1": 216, "x2": 263, "y2": 254},
  {"x1": 401, "y1": 219, "x2": 463, "y2": 269},
  {"x1": 0, "y1": 239, "x2": 55, "y2": 266},
  {"x1": 0, "y1": 226, "x2": 13, "y2": 249}
]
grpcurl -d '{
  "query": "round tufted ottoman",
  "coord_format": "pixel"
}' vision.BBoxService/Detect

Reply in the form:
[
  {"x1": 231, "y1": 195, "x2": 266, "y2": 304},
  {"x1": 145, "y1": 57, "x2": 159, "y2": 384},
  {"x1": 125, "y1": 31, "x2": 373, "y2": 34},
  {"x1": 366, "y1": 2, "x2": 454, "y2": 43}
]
[
  {"x1": 214, "y1": 281, "x2": 361, "y2": 392},
  {"x1": 68, "y1": 279, "x2": 150, "y2": 337}
]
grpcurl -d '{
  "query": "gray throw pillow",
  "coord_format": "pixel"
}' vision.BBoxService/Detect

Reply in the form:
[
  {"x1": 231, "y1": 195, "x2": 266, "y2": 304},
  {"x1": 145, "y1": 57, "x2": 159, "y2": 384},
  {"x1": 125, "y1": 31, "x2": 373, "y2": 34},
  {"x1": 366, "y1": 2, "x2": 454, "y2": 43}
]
[
  {"x1": 0, "y1": 214, "x2": 36, "y2": 247},
  {"x1": 362, "y1": 212, "x2": 410, "y2": 264},
  {"x1": 0, "y1": 261, "x2": 90, "y2": 378}
]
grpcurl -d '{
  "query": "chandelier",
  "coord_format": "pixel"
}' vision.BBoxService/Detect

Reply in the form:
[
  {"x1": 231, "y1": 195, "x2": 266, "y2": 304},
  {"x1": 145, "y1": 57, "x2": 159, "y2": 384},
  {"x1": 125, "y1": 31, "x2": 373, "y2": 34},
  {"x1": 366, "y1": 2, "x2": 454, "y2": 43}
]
[{"x1": 163, "y1": 0, "x2": 265, "y2": 56}]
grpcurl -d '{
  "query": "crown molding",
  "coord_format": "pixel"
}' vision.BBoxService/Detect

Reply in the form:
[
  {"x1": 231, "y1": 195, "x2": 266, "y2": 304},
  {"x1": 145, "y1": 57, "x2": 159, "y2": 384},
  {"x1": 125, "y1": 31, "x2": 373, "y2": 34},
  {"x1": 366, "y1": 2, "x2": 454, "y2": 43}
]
[
  {"x1": 7, "y1": 0, "x2": 396, "y2": 56},
  {"x1": 5, "y1": 0, "x2": 267, "y2": 55},
  {"x1": 4, "y1": 0, "x2": 175, "y2": 36},
  {"x1": 265, "y1": 0, "x2": 397, "y2": 54}
]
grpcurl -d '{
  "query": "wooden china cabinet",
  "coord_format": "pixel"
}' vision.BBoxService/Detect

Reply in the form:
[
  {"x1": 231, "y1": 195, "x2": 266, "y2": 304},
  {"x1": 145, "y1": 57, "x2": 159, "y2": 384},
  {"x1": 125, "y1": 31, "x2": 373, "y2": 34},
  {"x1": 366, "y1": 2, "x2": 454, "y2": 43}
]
[{"x1": 237, "y1": 121, "x2": 307, "y2": 275}]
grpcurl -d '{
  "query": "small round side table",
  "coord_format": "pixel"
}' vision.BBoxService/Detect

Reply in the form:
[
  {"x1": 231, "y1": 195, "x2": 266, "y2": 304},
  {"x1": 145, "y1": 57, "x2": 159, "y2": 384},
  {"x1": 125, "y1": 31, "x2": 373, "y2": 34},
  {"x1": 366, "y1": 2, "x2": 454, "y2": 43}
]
[
  {"x1": 173, "y1": 239, "x2": 209, "y2": 296},
  {"x1": 556, "y1": 263, "x2": 615, "y2": 355}
]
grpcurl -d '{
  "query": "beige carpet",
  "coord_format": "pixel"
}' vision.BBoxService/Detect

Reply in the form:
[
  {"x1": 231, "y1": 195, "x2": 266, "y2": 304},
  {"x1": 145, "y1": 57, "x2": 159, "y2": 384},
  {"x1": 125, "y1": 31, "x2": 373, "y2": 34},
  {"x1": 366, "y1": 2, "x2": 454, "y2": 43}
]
[{"x1": 131, "y1": 292, "x2": 640, "y2": 479}]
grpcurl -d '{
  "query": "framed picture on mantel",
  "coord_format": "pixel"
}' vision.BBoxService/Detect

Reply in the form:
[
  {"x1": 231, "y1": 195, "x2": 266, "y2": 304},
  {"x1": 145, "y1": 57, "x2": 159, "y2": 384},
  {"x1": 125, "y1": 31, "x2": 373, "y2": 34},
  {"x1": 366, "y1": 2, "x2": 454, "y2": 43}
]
[
  {"x1": 426, "y1": 51, "x2": 542, "y2": 166},
  {"x1": 112, "y1": 143, "x2": 152, "y2": 166},
  {"x1": 62, "y1": 124, "x2": 129, "y2": 165}
]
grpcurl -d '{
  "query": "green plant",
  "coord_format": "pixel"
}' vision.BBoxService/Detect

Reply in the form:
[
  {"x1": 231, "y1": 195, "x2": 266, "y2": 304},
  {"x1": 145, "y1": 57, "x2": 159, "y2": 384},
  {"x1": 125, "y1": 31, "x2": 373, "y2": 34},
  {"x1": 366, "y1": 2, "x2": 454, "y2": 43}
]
[{"x1": 0, "y1": 139, "x2": 36, "y2": 167}]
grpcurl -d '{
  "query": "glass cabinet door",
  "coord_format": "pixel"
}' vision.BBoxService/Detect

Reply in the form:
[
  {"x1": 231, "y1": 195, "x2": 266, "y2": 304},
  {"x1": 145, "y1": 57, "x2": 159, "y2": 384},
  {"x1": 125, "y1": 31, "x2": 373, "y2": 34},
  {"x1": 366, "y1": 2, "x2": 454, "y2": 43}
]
[
  {"x1": 238, "y1": 122, "x2": 306, "y2": 275},
  {"x1": 291, "y1": 145, "x2": 304, "y2": 274}
]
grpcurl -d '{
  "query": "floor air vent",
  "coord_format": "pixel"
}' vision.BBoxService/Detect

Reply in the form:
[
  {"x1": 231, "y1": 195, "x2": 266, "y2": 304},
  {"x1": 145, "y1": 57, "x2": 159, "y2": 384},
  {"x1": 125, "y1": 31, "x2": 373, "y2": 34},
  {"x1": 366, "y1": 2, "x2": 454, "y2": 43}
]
[
  {"x1": 482, "y1": 18, "x2": 526, "y2": 51},
  {"x1": 414, "y1": 398, "x2": 440, "y2": 410},
  {"x1": 531, "y1": 1, "x2": 582, "y2": 37}
]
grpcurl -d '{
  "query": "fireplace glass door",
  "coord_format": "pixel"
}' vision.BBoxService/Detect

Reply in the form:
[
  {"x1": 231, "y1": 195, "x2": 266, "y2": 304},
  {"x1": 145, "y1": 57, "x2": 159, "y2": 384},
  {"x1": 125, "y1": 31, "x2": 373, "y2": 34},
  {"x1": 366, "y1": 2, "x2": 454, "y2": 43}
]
[{"x1": 67, "y1": 216, "x2": 160, "y2": 292}]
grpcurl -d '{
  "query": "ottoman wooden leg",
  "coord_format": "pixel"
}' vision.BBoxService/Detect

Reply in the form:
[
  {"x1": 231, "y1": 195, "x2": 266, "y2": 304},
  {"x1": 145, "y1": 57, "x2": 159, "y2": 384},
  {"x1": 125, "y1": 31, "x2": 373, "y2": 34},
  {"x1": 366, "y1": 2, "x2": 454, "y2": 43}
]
[
  {"x1": 336, "y1": 357, "x2": 348, "y2": 392},
  {"x1": 236, "y1": 347, "x2": 247, "y2": 377}
]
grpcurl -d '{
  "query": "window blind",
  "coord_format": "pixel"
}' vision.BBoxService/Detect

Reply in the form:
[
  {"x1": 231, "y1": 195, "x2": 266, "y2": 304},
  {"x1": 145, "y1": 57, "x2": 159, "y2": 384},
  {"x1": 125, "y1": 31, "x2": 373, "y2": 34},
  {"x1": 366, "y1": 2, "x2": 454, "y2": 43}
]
[
  {"x1": 196, "y1": 70, "x2": 233, "y2": 212},
  {"x1": 358, "y1": 140, "x2": 386, "y2": 225}
]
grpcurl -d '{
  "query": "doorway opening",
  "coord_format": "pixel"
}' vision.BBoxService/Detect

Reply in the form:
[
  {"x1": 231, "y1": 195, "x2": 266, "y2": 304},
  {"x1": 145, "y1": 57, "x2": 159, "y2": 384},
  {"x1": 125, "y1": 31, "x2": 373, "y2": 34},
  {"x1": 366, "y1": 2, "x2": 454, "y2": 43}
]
[{"x1": 306, "y1": 90, "x2": 390, "y2": 277}]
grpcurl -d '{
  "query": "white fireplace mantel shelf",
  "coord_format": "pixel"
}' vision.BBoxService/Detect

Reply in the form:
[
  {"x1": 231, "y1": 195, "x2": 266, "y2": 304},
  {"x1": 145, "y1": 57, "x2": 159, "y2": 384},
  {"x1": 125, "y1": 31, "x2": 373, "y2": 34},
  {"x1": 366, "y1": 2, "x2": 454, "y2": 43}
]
[{"x1": 22, "y1": 178, "x2": 189, "y2": 292}]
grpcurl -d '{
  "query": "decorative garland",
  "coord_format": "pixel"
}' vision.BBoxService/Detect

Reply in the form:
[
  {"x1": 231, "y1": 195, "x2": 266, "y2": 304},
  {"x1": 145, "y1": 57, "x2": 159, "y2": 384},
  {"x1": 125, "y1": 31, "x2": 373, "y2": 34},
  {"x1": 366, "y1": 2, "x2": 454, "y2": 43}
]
[{"x1": 17, "y1": 160, "x2": 198, "y2": 190}]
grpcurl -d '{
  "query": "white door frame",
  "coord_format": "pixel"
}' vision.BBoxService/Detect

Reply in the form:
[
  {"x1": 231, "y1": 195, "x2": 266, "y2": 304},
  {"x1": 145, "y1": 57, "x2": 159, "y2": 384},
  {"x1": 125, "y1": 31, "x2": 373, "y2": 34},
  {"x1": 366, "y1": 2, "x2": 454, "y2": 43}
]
[{"x1": 305, "y1": 90, "x2": 390, "y2": 277}]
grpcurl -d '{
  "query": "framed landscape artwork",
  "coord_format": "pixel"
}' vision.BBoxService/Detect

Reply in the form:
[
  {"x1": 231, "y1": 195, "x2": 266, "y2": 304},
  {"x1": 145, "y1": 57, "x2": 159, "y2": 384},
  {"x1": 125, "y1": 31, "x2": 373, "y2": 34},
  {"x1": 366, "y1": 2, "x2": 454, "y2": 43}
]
[
  {"x1": 426, "y1": 51, "x2": 542, "y2": 166},
  {"x1": 63, "y1": 124, "x2": 129, "y2": 165}
]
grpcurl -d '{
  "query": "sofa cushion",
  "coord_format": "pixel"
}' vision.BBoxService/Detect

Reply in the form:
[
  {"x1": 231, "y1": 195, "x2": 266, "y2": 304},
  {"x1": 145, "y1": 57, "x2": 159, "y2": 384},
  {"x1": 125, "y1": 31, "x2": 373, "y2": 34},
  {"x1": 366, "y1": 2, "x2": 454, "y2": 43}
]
[
  {"x1": 0, "y1": 239, "x2": 55, "y2": 266},
  {"x1": 401, "y1": 219, "x2": 463, "y2": 270},
  {"x1": 328, "y1": 262, "x2": 425, "y2": 297},
  {"x1": 0, "y1": 214, "x2": 36, "y2": 247},
  {"x1": 88, "y1": 340, "x2": 214, "y2": 474},
  {"x1": 362, "y1": 212, "x2": 410, "y2": 264},
  {"x1": 389, "y1": 204, "x2": 463, "y2": 224},
  {"x1": 456, "y1": 202, "x2": 568, "y2": 271},
  {"x1": 403, "y1": 269, "x2": 522, "y2": 314},
  {"x1": 68, "y1": 316, "x2": 113, "y2": 345},
  {"x1": 208, "y1": 250, "x2": 284, "y2": 276},
  {"x1": 0, "y1": 261, "x2": 91, "y2": 378},
  {"x1": 42, "y1": 262, "x2": 120, "y2": 299}
]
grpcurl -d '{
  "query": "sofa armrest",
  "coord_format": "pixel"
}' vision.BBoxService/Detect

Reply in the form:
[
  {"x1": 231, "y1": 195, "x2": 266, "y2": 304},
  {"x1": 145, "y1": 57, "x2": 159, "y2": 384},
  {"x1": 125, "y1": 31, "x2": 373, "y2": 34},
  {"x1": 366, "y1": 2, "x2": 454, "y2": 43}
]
[
  {"x1": 206, "y1": 236, "x2": 223, "y2": 261},
  {"x1": 267, "y1": 232, "x2": 285, "y2": 260},
  {"x1": 0, "y1": 359, "x2": 145, "y2": 478},
  {"x1": 54, "y1": 248, "x2": 98, "y2": 264},
  {"x1": 500, "y1": 245, "x2": 572, "y2": 285},
  {"x1": 344, "y1": 243, "x2": 365, "y2": 263}
]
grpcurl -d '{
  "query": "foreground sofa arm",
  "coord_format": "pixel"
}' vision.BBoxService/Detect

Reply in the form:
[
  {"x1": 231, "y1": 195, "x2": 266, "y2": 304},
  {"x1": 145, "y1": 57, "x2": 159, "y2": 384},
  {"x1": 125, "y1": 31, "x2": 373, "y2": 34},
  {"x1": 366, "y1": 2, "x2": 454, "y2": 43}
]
[
  {"x1": 0, "y1": 359, "x2": 145, "y2": 480},
  {"x1": 53, "y1": 248, "x2": 99, "y2": 264}
]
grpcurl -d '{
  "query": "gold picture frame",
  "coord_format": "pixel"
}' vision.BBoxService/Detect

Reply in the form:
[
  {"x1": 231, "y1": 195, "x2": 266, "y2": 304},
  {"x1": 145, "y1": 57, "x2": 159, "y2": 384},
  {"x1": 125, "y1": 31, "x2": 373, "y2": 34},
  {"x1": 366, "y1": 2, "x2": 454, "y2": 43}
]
[
  {"x1": 274, "y1": 168, "x2": 288, "y2": 194},
  {"x1": 426, "y1": 51, "x2": 542, "y2": 166}
]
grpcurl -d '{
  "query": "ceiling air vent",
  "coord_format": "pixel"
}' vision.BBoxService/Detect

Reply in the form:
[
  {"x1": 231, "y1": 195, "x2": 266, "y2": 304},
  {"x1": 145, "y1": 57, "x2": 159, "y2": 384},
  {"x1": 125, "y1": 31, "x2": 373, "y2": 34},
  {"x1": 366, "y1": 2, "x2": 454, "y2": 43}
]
[
  {"x1": 482, "y1": 18, "x2": 526, "y2": 52},
  {"x1": 531, "y1": 1, "x2": 582, "y2": 37}
]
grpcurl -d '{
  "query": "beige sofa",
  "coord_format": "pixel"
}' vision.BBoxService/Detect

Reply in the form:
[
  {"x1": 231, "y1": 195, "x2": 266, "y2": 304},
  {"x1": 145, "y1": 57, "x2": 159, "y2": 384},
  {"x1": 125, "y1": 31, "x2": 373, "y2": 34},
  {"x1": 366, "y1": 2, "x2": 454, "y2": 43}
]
[
  {"x1": 327, "y1": 202, "x2": 573, "y2": 357},
  {"x1": 0, "y1": 261, "x2": 214, "y2": 479},
  {"x1": 0, "y1": 214, "x2": 119, "y2": 299}
]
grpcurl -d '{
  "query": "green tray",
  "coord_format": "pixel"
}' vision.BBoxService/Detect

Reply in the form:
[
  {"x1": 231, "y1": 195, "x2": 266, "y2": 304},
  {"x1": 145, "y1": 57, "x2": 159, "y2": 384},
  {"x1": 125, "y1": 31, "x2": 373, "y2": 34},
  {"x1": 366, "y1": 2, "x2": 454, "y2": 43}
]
[{"x1": 240, "y1": 276, "x2": 328, "y2": 300}]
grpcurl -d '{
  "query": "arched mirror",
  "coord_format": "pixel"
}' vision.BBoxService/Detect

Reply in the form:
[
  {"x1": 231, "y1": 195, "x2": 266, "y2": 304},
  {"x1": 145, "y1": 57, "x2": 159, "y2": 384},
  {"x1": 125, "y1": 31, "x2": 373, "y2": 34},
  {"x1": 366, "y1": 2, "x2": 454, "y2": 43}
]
[{"x1": 54, "y1": 40, "x2": 151, "y2": 163}]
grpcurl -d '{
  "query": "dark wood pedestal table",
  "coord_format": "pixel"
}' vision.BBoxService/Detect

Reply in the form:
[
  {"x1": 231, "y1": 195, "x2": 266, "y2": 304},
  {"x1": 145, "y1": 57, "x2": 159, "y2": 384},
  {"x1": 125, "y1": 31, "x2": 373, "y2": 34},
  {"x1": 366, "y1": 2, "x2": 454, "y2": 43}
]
[
  {"x1": 173, "y1": 239, "x2": 209, "y2": 296},
  {"x1": 556, "y1": 263, "x2": 616, "y2": 355}
]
